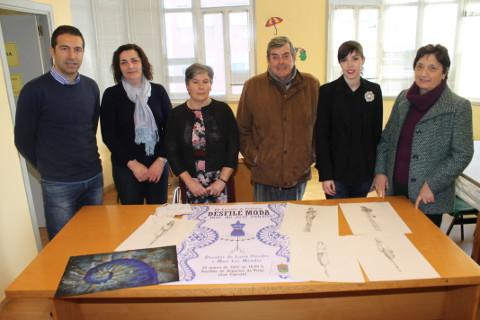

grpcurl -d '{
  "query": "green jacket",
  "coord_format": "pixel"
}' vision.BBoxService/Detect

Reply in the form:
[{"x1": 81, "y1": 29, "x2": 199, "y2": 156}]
[
  {"x1": 375, "y1": 86, "x2": 473, "y2": 214},
  {"x1": 237, "y1": 71, "x2": 319, "y2": 187}
]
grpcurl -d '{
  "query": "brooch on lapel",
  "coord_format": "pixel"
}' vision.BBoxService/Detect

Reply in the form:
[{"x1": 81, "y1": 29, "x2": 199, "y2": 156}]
[{"x1": 364, "y1": 91, "x2": 375, "y2": 102}]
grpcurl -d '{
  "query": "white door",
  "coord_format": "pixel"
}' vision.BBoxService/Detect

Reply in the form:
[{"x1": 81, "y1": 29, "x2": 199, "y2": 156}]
[{"x1": 0, "y1": 14, "x2": 50, "y2": 227}]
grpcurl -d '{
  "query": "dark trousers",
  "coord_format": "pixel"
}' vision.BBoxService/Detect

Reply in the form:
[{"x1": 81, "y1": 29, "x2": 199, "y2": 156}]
[
  {"x1": 394, "y1": 183, "x2": 443, "y2": 227},
  {"x1": 113, "y1": 163, "x2": 169, "y2": 205},
  {"x1": 325, "y1": 178, "x2": 373, "y2": 199},
  {"x1": 254, "y1": 181, "x2": 307, "y2": 202}
]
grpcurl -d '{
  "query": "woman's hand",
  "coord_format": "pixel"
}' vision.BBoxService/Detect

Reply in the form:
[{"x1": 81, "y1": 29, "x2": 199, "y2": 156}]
[
  {"x1": 373, "y1": 174, "x2": 389, "y2": 198},
  {"x1": 185, "y1": 178, "x2": 208, "y2": 197},
  {"x1": 415, "y1": 182, "x2": 435, "y2": 208},
  {"x1": 207, "y1": 179, "x2": 226, "y2": 197},
  {"x1": 127, "y1": 160, "x2": 149, "y2": 182},
  {"x1": 322, "y1": 180, "x2": 336, "y2": 196},
  {"x1": 147, "y1": 158, "x2": 166, "y2": 183}
]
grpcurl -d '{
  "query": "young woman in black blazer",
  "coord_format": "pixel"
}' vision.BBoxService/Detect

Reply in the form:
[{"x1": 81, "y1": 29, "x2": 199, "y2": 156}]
[{"x1": 316, "y1": 41, "x2": 383, "y2": 199}]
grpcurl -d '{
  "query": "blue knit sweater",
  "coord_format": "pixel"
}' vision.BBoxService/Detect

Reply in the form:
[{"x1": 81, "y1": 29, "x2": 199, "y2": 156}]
[{"x1": 14, "y1": 73, "x2": 102, "y2": 182}]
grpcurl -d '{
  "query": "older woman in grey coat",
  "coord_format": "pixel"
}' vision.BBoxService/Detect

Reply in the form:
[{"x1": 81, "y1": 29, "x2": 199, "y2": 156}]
[{"x1": 374, "y1": 44, "x2": 473, "y2": 227}]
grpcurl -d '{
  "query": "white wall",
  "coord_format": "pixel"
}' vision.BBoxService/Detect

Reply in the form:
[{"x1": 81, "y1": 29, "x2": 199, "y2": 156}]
[
  {"x1": 0, "y1": 0, "x2": 72, "y2": 301},
  {"x1": 0, "y1": 61, "x2": 38, "y2": 300}
]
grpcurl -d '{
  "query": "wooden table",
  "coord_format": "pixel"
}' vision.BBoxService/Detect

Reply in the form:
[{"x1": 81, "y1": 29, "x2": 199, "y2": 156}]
[{"x1": 5, "y1": 197, "x2": 480, "y2": 320}]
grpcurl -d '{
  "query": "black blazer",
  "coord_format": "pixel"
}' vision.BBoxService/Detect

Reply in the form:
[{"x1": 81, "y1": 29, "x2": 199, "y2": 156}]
[
  {"x1": 315, "y1": 76, "x2": 383, "y2": 183},
  {"x1": 166, "y1": 99, "x2": 239, "y2": 177}
]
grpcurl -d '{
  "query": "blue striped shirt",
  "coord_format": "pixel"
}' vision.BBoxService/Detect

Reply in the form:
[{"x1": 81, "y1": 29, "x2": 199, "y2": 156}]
[{"x1": 50, "y1": 67, "x2": 80, "y2": 85}]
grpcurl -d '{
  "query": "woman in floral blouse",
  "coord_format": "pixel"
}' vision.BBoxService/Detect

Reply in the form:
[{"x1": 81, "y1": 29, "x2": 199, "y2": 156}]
[
  {"x1": 166, "y1": 63, "x2": 239, "y2": 203},
  {"x1": 315, "y1": 40, "x2": 383, "y2": 199}
]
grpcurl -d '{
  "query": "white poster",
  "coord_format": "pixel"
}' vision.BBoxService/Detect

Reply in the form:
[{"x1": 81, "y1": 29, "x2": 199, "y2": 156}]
[{"x1": 177, "y1": 203, "x2": 290, "y2": 284}]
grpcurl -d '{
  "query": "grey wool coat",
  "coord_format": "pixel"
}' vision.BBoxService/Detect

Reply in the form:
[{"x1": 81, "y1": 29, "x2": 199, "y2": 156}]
[{"x1": 375, "y1": 86, "x2": 473, "y2": 214}]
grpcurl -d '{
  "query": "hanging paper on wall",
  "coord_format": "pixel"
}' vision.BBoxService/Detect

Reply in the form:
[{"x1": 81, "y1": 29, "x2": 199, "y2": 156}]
[
  {"x1": 295, "y1": 47, "x2": 307, "y2": 61},
  {"x1": 265, "y1": 17, "x2": 283, "y2": 35},
  {"x1": 5, "y1": 42, "x2": 20, "y2": 67},
  {"x1": 10, "y1": 73, "x2": 23, "y2": 97}
]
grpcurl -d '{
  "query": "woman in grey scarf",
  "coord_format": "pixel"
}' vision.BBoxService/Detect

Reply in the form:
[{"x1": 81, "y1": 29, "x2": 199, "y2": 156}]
[{"x1": 101, "y1": 44, "x2": 172, "y2": 204}]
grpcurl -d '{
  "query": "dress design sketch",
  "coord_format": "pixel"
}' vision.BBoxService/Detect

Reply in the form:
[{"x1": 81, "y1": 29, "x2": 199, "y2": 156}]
[
  {"x1": 375, "y1": 237, "x2": 401, "y2": 271},
  {"x1": 148, "y1": 220, "x2": 175, "y2": 246},
  {"x1": 316, "y1": 241, "x2": 330, "y2": 277},
  {"x1": 361, "y1": 206, "x2": 381, "y2": 231},
  {"x1": 304, "y1": 207, "x2": 317, "y2": 232}
]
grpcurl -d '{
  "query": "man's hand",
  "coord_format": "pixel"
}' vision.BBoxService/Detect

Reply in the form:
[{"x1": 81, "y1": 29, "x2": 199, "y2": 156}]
[{"x1": 322, "y1": 180, "x2": 336, "y2": 196}]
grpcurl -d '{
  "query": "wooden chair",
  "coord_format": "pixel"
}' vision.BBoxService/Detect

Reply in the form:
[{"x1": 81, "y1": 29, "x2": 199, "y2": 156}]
[{"x1": 446, "y1": 196, "x2": 478, "y2": 241}]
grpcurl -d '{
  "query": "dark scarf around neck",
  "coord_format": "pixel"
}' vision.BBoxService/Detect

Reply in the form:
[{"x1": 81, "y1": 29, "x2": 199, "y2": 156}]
[
  {"x1": 268, "y1": 67, "x2": 297, "y2": 90},
  {"x1": 406, "y1": 80, "x2": 447, "y2": 112}
]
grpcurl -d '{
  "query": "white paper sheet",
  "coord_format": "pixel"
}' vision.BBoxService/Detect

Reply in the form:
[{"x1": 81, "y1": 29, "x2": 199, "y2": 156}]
[
  {"x1": 340, "y1": 202, "x2": 411, "y2": 234},
  {"x1": 289, "y1": 234, "x2": 364, "y2": 282},
  {"x1": 351, "y1": 233, "x2": 439, "y2": 281},
  {"x1": 281, "y1": 203, "x2": 339, "y2": 238},
  {"x1": 115, "y1": 215, "x2": 198, "y2": 251},
  {"x1": 154, "y1": 204, "x2": 193, "y2": 218}
]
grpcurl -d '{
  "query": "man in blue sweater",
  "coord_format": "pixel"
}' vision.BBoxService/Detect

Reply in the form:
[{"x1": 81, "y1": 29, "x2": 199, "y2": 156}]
[{"x1": 14, "y1": 25, "x2": 103, "y2": 239}]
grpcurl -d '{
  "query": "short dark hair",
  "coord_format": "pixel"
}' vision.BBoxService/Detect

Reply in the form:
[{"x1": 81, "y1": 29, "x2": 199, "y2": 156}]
[
  {"x1": 184, "y1": 63, "x2": 214, "y2": 85},
  {"x1": 111, "y1": 44, "x2": 153, "y2": 83},
  {"x1": 51, "y1": 25, "x2": 84, "y2": 49},
  {"x1": 267, "y1": 36, "x2": 296, "y2": 57},
  {"x1": 413, "y1": 44, "x2": 451, "y2": 78},
  {"x1": 337, "y1": 40, "x2": 364, "y2": 62}
]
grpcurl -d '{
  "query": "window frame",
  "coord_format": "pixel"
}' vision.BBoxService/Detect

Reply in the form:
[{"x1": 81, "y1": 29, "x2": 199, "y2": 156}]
[
  {"x1": 160, "y1": 0, "x2": 255, "y2": 102},
  {"x1": 327, "y1": 0, "x2": 479, "y2": 102}
]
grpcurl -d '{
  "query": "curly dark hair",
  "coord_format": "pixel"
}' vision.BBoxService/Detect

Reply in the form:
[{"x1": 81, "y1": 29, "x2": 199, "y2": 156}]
[{"x1": 111, "y1": 44, "x2": 152, "y2": 83}]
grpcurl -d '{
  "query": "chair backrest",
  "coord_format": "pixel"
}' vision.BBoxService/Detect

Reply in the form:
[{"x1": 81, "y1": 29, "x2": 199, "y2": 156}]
[
  {"x1": 177, "y1": 177, "x2": 236, "y2": 204},
  {"x1": 451, "y1": 196, "x2": 478, "y2": 216}
]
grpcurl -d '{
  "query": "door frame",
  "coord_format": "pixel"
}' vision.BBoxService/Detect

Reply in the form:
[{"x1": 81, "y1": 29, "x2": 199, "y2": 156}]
[{"x1": 0, "y1": 0, "x2": 54, "y2": 250}]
